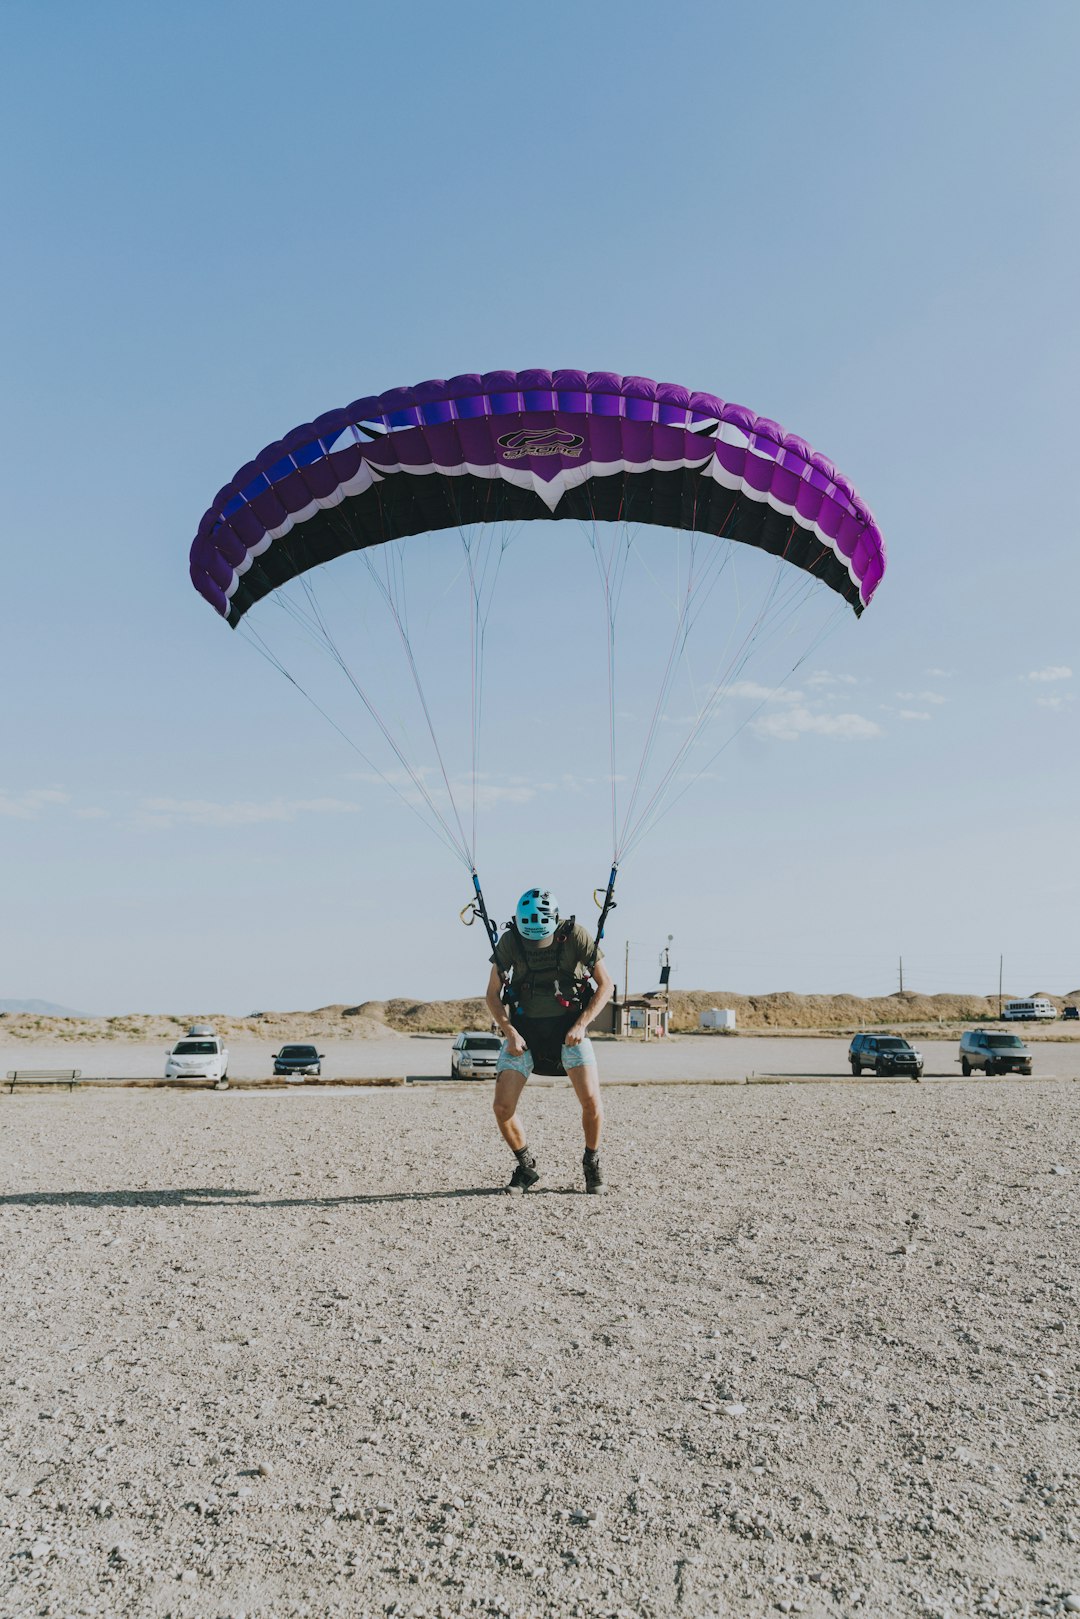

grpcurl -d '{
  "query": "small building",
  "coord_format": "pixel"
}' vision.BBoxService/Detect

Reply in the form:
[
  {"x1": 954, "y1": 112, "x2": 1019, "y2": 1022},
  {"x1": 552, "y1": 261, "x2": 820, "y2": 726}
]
[
  {"x1": 699, "y1": 1007, "x2": 736, "y2": 1031},
  {"x1": 595, "y1": 993, "x2": 669, "y2": 1039}
]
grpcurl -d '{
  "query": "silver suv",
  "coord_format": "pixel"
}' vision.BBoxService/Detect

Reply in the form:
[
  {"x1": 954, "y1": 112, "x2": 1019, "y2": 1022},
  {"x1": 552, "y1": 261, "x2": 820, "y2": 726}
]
[
  {"x1": 959, "y1": 1030, "x2": 1032, "y2": 1076},
  {"x1": 450, "y1": 1031, "x2": 502, "y2": 1079}
]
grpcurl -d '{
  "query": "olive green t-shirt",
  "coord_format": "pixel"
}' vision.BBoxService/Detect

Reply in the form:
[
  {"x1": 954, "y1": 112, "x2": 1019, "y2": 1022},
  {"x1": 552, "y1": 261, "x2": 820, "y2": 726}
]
[{"x1": 491, "y1": 922, "x2": 603, "y2": 1019}]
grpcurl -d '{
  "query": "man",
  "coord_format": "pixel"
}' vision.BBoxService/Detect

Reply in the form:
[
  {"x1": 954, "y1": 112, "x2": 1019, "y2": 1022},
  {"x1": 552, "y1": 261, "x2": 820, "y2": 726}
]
[{"x1": 484, "y1": 887, "x2": 614, "y2": 1195}]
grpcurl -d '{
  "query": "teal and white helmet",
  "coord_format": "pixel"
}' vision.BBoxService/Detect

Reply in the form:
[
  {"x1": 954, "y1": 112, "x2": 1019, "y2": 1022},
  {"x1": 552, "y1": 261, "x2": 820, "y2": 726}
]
[{"x1": 515, "y1": 887, "x2": 559, "y2": 941}]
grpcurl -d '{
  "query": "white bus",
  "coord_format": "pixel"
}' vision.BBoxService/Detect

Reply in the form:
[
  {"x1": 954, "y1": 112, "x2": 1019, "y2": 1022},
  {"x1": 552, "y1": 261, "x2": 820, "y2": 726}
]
[{"x1": 1002, "y1": 998, "x2": 1057, "y2": 1022}]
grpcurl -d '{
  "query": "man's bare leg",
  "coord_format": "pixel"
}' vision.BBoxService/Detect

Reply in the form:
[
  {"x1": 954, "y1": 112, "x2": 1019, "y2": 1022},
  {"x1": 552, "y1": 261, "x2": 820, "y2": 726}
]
[
  {"x1": 494, "y1": 1068, "x2": 541, "y2": 1192},
  {"x1": 493, "y1": 1069, "x2": 529, "y2": 1152},
  {"x1": 567, "y1": 1064, "x2": 602, "y2": 1151}
]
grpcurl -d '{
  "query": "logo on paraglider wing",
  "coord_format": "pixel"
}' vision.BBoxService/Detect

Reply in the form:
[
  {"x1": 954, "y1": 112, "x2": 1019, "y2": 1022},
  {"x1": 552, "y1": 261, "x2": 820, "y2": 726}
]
[{"x1": 497, "y1": 428, "x2": 584, "y2": 461}]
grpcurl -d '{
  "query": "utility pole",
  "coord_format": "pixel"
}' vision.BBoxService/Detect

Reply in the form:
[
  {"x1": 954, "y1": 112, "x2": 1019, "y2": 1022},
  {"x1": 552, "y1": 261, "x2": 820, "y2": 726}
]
[
  {"x1": 624, "y1": 940, "x2": 630, "y2": 1002},
  {"x1": 998, "y1": 955, "x2": 1003, "y2": 1019},
  {"x1": 899, "y1": 955, "x2": 904, "y2": 994},
  {"x1": 659, "y1": 935, "x2": 673, "y2": 1037}
]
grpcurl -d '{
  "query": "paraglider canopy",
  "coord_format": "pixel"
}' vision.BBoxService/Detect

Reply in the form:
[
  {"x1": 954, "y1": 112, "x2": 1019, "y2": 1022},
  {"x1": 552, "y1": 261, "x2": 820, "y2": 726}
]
[{"x1": 190, "y1": 369, "x2": 885, "y2": 627}]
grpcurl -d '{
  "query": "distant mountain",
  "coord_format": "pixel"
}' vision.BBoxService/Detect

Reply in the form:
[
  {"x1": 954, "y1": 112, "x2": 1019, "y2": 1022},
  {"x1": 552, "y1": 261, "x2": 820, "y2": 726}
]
[{"x1": 0, "y1": 999, "x2": 89, "y2": 1017}]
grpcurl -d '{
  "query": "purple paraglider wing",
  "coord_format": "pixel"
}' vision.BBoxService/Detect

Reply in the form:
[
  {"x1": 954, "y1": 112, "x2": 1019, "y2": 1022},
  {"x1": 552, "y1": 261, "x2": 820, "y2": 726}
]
[{"x1": 190, "y1": 370, "x2": 886, "y2": 625}]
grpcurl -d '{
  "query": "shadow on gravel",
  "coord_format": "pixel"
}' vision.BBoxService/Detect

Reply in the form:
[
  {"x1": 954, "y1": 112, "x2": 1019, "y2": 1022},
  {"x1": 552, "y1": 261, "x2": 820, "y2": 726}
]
[
  {"x1": 0, "y1": 1185, "x2": 582, "y2": 1209},
  {"x1": 251, "y1": 1186, "x2": 579, "y2": 1206},
  {"x1": 0, "y1": 1187, "x2": 256, "y2": 1208}
]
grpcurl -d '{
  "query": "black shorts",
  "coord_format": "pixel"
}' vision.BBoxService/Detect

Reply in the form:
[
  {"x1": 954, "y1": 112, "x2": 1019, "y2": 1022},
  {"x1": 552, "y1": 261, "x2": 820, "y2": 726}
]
[{"x1": 509, "y1": 1011, "x2": 580, "y2": 1078}]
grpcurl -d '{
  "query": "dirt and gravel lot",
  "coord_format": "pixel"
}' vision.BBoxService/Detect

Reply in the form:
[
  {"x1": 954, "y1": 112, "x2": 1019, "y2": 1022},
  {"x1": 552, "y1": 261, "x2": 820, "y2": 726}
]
[{"x1": 2, "y1": 1077, "x2": 1077, "y2": 1619}]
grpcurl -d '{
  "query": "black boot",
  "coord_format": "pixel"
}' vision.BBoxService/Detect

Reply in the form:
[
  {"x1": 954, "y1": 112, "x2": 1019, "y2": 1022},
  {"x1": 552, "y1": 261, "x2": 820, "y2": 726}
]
[
  {"x1": 583, "y1": 1149, "x2": 607, "y2": 1195},
  {"x1": 506, "y1": 1147, "x2": 540, "y2": 1193}
]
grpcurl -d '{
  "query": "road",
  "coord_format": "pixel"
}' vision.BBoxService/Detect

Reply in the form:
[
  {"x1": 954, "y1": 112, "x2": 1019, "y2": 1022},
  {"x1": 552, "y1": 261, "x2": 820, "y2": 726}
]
[{"x1": 4, "y1": 1032, "x2": 1080, "y2": 1083}]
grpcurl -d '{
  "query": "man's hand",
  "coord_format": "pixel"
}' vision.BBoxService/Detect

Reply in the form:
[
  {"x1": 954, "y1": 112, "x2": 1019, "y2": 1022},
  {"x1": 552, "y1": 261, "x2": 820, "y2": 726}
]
[
  {"x1": 565, "y1": 960, "x2": 613, "y2": 1050},
  {"x1": 504, "y1": 1026, "x2": 528, "y2": 1058}
]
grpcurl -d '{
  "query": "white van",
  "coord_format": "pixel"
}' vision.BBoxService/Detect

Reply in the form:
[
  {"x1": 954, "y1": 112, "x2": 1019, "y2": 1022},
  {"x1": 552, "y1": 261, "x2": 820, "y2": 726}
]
[
  {"x1": 165, "y1": 1026, "x2": 229, "y2": 1082},
  {"x1": 1002, "y1": 998, "x2": 1056, "y2": 1022}
]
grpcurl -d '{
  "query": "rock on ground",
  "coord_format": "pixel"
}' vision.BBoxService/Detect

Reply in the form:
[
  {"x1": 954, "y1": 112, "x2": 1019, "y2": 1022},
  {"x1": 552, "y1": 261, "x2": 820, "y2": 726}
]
[{"x1": 1, "y1": 1081, "x2": 1077, "y2": 1618}]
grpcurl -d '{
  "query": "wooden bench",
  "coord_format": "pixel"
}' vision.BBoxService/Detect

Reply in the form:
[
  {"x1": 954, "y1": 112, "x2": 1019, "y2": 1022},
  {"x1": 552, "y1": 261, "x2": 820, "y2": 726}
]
[{"x1": 6, "y1": 1069, "x2": 82, "y2": 1093}]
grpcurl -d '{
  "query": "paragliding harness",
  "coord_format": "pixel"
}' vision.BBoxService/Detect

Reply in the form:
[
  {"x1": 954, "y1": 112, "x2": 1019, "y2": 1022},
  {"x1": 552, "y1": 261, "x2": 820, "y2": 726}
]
[
  {"x1": 499, "y1": 916, "x2": 591, "y2": 1016},
  {"x1": 460, "y1": 867, "x2": 618, "y2": 1078}
]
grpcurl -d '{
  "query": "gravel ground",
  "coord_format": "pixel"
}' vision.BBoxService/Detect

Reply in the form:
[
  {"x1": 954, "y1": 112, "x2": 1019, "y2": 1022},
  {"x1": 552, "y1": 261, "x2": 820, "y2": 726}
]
[{"x1": 1, "y1": 1079, "x2": 1077, "y2": 1619}]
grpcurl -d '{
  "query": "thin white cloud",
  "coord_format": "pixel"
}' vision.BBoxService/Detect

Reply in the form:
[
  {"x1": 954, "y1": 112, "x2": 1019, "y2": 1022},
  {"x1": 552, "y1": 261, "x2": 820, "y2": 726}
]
[
  {"x1": 806, "y1": 670, "x2": 857, "y2": 688},
  {"x1": 754, "y1": 706, "x2": 882, "y2": 743},
  {"x1": 346, "y1": 767, "x2": 438, "y2": 803},
  {"x1": 723, "y1": 680, "x2": 804, "y2": 704},
  {"x1": 925, "y1": 668, "x2": 955, "y2": 678},
  {"x1": 662, "y1": 680, "x2": 803, "y2": 725},
  {"x1": 135, "y1": 796, "x2": 363, "y2": 829},
  {"x1": 346, "y1": 767, "x2": 430, "y2": 786},
  {"x1": 1036, "y1": 693, "x2": 1075, "y2": 710},
  {"x1": 557, "y1": 773, "x2": 624, "y2": 792},
  {"x1": 897, "y1": 690, "x2": 947, "y2": 705},
  {"x1": 0, "y1": 788, "x2": 70, "y2": 819},
  {"x1": 1025, "y1": 666, "x2": 1072, "y2": 683},
  {"x1": 73, "y1": 807, "x2": 108, "y2": 820},
  {"x1": 472, "y1": 783, "x2": 536, "y2": 808},
  {"x1": 347, "y1": 767, "x2": 543, "y2": 811},
  {"x1": 899, "y1": 710, "x2": 931, "y2": 721}
]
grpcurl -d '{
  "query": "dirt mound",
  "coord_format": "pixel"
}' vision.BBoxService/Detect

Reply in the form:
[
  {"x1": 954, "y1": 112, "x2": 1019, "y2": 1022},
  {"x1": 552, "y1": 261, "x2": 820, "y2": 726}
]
[
  {"x1": 369, "y1": 987, "x2": 1076, "y2": 1036},
  {"x1": 666, "y1": 988, "x2": 1013, "y2": 1032},
  {"x1": 3, "y1": 987, "x2": 1077, "y2": 1045},
  {"x1": 386, "y1": 986, "x2": 1070, "y2": 1032},
  {"x1": 0, "y1": 1008, "x2": 402, "y2": 1044},
  {"x1": 379, "y1": 997, "x2": 492, "y2": 1034}
]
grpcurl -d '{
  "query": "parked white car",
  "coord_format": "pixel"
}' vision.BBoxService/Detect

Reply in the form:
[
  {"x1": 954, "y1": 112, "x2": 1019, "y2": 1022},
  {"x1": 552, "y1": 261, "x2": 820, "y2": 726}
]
[
  {"x1": 165, "y1": 1026, "x2": 229, "y2": 1083},
  {"x1": 450, "y1": 1030, "x2": 502, "y2": 1079}
]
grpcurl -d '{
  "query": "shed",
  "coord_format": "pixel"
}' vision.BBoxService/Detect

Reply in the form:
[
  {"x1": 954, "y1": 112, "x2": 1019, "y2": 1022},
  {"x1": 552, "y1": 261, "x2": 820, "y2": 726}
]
[
  {"x1": 595, "y1": 994, "x2": 669, "y2": 1039},
  {"x1": 699, "y1": 1007, "x2": 737, "y2": 1031}
]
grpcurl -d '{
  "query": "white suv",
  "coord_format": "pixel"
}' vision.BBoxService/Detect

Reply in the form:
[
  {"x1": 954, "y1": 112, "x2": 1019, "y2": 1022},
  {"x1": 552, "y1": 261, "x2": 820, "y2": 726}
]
[{"x1": 165, "y1": 1025, "x2": 229, "y2": 1084}]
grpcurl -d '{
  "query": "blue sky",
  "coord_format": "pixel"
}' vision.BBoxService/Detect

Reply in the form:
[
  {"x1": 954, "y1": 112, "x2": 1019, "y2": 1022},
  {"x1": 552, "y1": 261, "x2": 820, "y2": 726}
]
[{"x1": 3, "y1": 1, "x2": 1078, "y2": 1013}]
